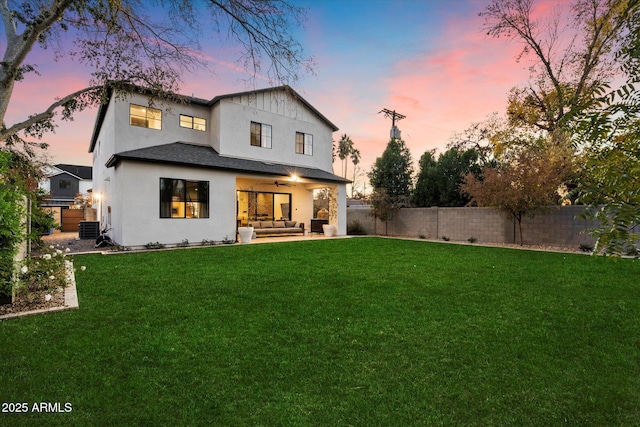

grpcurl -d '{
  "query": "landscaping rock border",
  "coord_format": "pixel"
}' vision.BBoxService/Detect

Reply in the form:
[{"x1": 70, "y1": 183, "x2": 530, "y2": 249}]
[{"x1": 0, "y1": 260, "x2": 79, "y2": 320}]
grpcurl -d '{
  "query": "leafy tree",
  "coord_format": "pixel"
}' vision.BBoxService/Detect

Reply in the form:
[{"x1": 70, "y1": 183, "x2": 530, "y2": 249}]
[
  {"x1": 368, "y1": 138, "x2": 413, "y2": 199},
  {"x1": 412, "y1": 150, "x2": 438, "y2": 207},
  {"x1": 481, "y1": 0, "x2": 635, "y2": 133},
  {"x1": 576, "y1": 132, "x2": 640, "y2": 255},
  {"x1": 369, "y1": 187, "x2": 409, "y2": 236},
  {"x1": 368, "y1": 138, "x2": 413, "y2": 235},
  {"x1": 571, "y1": 0, "x2": 640, "y2": 255},
  {"x1": 0, "y1": 150, "x2": 27, "y2": 298},
  {"x1": 413, "y1": 148, "x2": 482, "y2": 207},
  {"x1": 447, "y1": 112, "x2": 504, "y2": 164},
  {"x1": 447, "y1": 111, "x2": 545, "y2": 165},
  {"x1": 461, "y1": 147, "x2": 570, "y2": 245},
  {"x1": 1, "y1": 0, "x2": 313, "y2": 148}
]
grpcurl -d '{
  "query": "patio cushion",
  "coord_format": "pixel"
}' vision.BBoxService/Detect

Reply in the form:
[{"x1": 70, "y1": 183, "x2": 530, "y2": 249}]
[
  {"x1": 273, "y1": 221, "x2": 286, "y2": 228},
  {"x1": 260, "y1": 221, "x2": 274, "y2": 228},
  {"x1": 285, "y1": 221, "x2": 297, "y2": 228},
  {"x1": 248, "y1": 221, "x2": 261, "y2": 228}
]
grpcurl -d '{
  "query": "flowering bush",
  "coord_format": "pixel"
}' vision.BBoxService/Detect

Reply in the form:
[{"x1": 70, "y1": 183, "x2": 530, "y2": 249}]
[{"x1": 16, "y1": 245, "x2": 70, "y2": 296}]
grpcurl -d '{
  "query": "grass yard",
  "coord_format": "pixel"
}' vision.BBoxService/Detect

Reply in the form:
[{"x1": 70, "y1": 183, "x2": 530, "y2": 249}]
[{"x1": 1, "y1": 237, "x2": 639, "y2": 426}]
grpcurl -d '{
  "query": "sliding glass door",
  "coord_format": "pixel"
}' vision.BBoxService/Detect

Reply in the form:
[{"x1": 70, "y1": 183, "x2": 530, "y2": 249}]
[{"x1": 237, "y1": 191, "x2": 292, "y2": 226}]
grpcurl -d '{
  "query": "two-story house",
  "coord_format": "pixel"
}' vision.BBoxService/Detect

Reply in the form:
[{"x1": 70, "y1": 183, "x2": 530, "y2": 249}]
[
  {"x1": 41, "y1": 164, "x2": 94, "y2": 232},
  {"x1": 89, "y1": 85, "x2": 349, "y2": 248}
]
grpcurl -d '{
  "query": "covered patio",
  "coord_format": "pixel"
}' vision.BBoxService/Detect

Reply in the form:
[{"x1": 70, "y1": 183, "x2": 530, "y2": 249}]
[{"x1": 235, "y1": 171, "x2": 347, "y2": 239}]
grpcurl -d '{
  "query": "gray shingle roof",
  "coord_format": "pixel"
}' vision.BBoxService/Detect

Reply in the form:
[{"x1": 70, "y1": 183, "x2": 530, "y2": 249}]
[
  {"x1": 106, "y1": 142, "x2": 350, "y2": 183},
  {"x1": 55, "y1": 164, "x2": 93, "y2": 180}
]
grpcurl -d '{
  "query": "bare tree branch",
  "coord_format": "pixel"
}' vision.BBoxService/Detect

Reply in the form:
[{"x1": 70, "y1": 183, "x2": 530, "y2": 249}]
[
  {"x1": 0, "y1": 85, "x2": 105, "y2": 142},
  {"x1": 481, "y1": 0, "x2": 633, "y2": 131},
  {"x1": 0, "y1": 0, "x2": 313, "y2": 149}
]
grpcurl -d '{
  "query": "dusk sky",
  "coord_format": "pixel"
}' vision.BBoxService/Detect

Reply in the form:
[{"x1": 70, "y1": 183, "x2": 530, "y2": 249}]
[{"x1": 3, "y1": 0, "x2": 560, "y2": 185}]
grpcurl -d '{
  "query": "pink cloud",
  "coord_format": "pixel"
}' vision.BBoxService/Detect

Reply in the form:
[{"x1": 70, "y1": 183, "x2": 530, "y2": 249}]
[{"x1": 379, "y1": 10, "x2": 538, "y2": 163}]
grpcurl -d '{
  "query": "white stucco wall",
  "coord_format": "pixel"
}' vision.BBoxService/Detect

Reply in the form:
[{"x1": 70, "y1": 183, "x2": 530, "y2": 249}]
[
  {"x1": 111, "y1": 161, "x2": 237, "y2": 247},
  {"x1": 98, "y1": 90, "x2": 335, "y2": 173},
  {"x1": 92, "y1": 97, "x2": 117, "y2": 233},
  {"x1": 334, "y1": 183, "x2": 348, "y2": 236},
  {"x1": 111, "y1": 93, "x2": 212, "y2": 154},
  {"x1": 215, "y1": 93, "x2": 334, "y2": 172}
]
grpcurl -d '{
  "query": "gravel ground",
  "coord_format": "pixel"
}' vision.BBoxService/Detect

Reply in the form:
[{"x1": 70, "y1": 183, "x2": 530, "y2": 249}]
[
  {"x1": 0, "y1": 287, "x2": 65, "y2": 316},
  {"x1": 39, "y1": 232, "x2": 103, "y2": 254}
]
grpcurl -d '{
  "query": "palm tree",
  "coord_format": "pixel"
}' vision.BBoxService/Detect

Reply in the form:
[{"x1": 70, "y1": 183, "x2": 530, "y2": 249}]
[
  {"x1": 350, "y1": 148, "x2": 361, "y2": 197},
  {"x1": 337, "y1": 134, "x2": 354, "y2": 178}
]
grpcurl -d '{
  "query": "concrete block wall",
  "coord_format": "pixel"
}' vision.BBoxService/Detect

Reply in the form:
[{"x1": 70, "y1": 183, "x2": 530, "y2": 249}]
[
  {"x1": 517, "y1": 206, "x2": 597, "y2": 246},
  {"x1": 347, "y1": 206, "x2": 597, "y2": 248},
  {"x1": 436, "y1": 207, "x2": 513, "y2": 244}
]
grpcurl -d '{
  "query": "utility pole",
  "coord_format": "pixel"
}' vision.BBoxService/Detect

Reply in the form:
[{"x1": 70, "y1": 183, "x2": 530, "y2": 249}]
[{"x1": 379, "y1": 108, "x2": 406, "y2": 140}]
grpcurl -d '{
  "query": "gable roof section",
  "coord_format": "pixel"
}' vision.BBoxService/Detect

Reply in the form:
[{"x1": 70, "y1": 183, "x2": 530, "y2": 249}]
[
  {"x1": 106, "y1": 142, "x2": 350, "y2": 183},
  {"x1": 54, "y1": 164, "x2": 93, "y2": 180},
  {"x1": 209, "y1": 85, "x2": 339, "y2": 132}
]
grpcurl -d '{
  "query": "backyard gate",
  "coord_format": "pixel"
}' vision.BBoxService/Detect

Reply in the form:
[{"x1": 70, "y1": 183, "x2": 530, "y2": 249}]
[{"x1": 60, "y1": 208, "x2": 85, "y2": 232}]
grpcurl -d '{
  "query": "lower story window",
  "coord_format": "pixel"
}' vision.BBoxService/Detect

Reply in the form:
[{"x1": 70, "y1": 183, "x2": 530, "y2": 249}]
[{"x1": 160, "y1": 178, "x2": 209, "y2": 218}]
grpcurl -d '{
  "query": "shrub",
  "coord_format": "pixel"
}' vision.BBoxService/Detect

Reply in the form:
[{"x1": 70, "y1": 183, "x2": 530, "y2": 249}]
[
  {"x1": 442, "y1": 236, "x2": 450, "y2": 242},
  {"x1": 16, "y1": 245, "x2": 69, "y2": 297},
  {"x1": 468, "y1": 236, "x2": 477, "y2": 243},
  {"x1": 145, "y1": 242, "x2": 166, "y2": 249},
  {"x1": 28, "y1": 192, "x2": 57, "y2": 250},
  {"x1": 177, "y1": 239, "x2": 189, "y2": 247},
  {"x1": 419, "y1": 234, "x2": 426, "y2": 239},
  {"x1": 0, "y1": 151, "x2": 26, "y2": 298},
  {"x1": 347, "y1": 220, "x2": 367, "y2": 235},
  {"x1": 579, "y1": 244, "x2": 594, "y2": 253}
]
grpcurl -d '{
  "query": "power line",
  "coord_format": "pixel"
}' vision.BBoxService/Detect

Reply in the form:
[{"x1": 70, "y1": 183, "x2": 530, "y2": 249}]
[
  {"x1": 378, "y1": 108, "x2": 406, "y2": 128},
  {"x1": 379, "y1": 108, "x2": 406, "y2": 140}
]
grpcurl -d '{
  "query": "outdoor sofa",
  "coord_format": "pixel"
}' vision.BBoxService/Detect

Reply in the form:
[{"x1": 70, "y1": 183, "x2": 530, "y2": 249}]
[{"x1": 248, "y1": 220, "x2": 305, "y2": 237}]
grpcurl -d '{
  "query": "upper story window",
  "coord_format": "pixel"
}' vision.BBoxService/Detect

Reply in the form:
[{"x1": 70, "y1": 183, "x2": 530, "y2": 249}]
[
  {"x1": 130, "y1": 104, "x2": 162, "y2": 130},
  {"x1": 180, "y1": 114, "x2": 206, "y2": 131},
  {"x1": 59, "y1": 179, "x2": 71, "y2": 189},
  {"x1": 295, "y1": 132, "x2": 313, "y2": 155},
  {"x1": 250, "y1": 122, "x2": 272, "y2": 148}
]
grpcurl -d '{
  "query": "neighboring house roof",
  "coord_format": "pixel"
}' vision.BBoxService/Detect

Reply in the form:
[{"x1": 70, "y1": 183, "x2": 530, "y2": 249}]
[
  {"x1": 89, "y1": 85, "x2": 338, "y2": 153},
  {"x1": 106, "y1": 142, "x2": 351, "y2": 183},
  {"x1": 55, "y1": 164, "x2": 93, "y2": 180}
]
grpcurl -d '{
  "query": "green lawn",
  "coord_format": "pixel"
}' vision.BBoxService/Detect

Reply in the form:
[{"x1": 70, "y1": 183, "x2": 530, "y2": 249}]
[{"x1": 1, "y1": 237, "x2": 639, "y2": 426}]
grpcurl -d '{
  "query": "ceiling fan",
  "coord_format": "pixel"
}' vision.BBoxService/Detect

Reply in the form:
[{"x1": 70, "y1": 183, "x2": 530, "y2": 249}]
[{"x1": 256, "y1": 180, "x2": 295, "y2": 187}]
